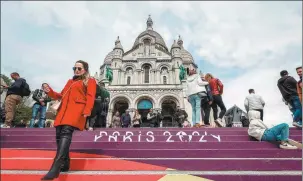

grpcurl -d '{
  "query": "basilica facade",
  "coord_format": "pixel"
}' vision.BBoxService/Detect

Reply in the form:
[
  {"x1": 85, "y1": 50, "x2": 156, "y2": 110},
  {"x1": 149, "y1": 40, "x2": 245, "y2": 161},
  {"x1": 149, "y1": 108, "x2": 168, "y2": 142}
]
[{"x1": 98, "y1": 16, "x2": 199, "y2": 127}]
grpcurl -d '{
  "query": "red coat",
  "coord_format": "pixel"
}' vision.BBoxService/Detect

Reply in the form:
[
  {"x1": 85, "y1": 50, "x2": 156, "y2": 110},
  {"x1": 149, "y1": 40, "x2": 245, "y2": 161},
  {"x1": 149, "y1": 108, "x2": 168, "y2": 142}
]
[
  {"x1": 48, "y1": 78, "x2": 96, "y2": 130},
  {"x1": 209, "y1": 78, "x2": 224, "y2": 95}
]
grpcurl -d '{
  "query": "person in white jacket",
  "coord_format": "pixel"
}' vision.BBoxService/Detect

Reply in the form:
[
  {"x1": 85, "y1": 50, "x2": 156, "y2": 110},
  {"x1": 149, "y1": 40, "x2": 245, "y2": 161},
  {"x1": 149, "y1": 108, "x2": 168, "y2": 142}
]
[
  {"x1": 248, "y1": 110, "x2": 297, "y2": 149},
  {"x1": 244, "y1": 89, "x2": 265, "y2": 120},
  {"x1": 186, "y1": 69, "x2": 209, "y2": 127}
]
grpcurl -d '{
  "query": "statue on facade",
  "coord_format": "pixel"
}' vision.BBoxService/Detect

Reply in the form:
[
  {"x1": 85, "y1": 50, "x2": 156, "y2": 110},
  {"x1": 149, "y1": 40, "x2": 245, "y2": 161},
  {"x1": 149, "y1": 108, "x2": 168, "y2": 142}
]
[
  {"x1": 179, "y1": 64, "x2": 186, "y2": 81},
  {"x1": 105, "y1": 66, "x2": 113, "y2": 82}
]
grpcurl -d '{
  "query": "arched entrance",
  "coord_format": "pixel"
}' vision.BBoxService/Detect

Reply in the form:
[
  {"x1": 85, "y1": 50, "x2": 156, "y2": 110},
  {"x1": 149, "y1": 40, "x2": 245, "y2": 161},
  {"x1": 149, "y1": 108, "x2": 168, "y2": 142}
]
[
  {"x1": 137, "y1": 99, "x2": 153, "y2": 127},
  {"x1": 161, "y1": 99, "x2": 177, "y2": 127},
  {"x1": 113, "y1": 98, "x2": 129, "y2": 116}
]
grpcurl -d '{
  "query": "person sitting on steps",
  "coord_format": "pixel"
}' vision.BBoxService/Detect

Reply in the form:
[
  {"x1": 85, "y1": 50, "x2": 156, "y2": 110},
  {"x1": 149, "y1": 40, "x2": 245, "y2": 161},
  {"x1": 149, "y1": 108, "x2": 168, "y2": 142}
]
[{"x1": 248, "y1": 110, "x2": 297, "y2": 149}]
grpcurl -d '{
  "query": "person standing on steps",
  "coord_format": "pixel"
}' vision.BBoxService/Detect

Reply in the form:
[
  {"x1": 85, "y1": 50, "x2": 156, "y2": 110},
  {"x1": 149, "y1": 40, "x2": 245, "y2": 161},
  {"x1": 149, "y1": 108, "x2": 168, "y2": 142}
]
[
  {"x1": 277, "y1": 70, "x2": 302, "y2": 128},
  {"x1": 200, "y1": 73, "x2": 213, "y2": 127},
  {"x1": 111, "y1": 111, "x2": 121, "y2": 128},
  {"x1": 132, "y1": 110, "x2": 142, "y2": 128},
  {"x1": 186, "y1": 69, "x2": 209, "y2": 128},
  {"x1": 86, "y1": 78, "x2": 103, "y2": 131},
  {"x1": 147, "y1": 109, "x2": 158, "y2": 127},
  {"x1": 296, "y1": 66, "x2": 302, "y2": 103},
  {"x1": 1, "y1": 72, "x2": 30, "y2": 128},
  {"x1": 29, "y1": 83, "x2": 52, "y2": 128},
  {"x1": 121, "y1": 110, "x2": 131, "y2": 128},
  {"x1": 248, "y1": 110, "x2": 297, "y2": 149},
  {"x1": 41, "y1": 60, "x2": 96, "y2": 180},
  {"x1": 205, "y1": 73, "x2": 227, "y2": 127},
  {"x1": 99, "y1": 82, "x2": 110, "y2": 128},
  {"x1": 174, "y1": 105, "x2": 188, "y2": 128},
  {"x1": 244, "y1": 89, "x2": 265, "y2": 121}
]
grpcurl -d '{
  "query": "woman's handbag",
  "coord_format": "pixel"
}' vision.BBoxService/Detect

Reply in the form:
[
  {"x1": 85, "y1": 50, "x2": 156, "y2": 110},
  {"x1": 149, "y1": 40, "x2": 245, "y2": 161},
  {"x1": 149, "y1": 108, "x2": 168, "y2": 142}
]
[{"x1": 50, "y1": 81, "x2": 79, "y2": 112}]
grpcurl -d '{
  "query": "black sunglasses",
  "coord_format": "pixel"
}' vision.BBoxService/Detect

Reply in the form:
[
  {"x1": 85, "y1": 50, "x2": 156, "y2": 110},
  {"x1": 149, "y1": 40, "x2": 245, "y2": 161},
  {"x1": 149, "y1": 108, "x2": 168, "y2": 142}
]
[{"x1": 73, "y1": 67, "x2": 83, "y2": 71}]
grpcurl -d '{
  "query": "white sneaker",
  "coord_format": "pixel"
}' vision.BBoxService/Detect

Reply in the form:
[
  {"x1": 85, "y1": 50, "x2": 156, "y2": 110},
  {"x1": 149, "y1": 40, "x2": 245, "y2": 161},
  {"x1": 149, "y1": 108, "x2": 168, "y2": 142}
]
[
  {"x1": 280, "y1": 143, "x2": 297, "y2": 149},
  {"x1": 293, "y1": 122, "x2": 302, "y2": 128},
  {"x1": 215, "y1": 118, "x2": 224, "y2": 127},
  {"x1": 88, "y1": 127, "x2": 93, "y2": 131},
  {"x1": 1, "y1": 124, "x2": 10, "y2": 128}
]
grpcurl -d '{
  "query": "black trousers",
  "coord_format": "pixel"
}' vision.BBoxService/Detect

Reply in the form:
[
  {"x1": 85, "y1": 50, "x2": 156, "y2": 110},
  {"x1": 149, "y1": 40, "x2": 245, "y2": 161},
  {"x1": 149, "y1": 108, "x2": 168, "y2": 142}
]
[
  {"x1": 201, "y1": 101, "x2": 211, "y2": 125},
  {"x1": 211, "y1": 95, "x2": 227, "y2": 120},
  {"x1": 253, "y1": 109, "x2": 264, "y2": 121}
]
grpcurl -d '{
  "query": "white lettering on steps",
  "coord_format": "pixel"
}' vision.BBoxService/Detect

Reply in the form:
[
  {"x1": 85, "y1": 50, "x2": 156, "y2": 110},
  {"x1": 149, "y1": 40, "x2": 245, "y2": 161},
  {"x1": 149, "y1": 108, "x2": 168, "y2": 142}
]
[{"x1": 93, "y1": 131, "x2": 221, "y2": 142}]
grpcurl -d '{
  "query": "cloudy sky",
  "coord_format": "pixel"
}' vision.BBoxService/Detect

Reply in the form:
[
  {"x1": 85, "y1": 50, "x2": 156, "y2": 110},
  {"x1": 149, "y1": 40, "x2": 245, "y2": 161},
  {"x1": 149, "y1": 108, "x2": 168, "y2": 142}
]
[{"x1": 1, "y1": 1, "x2": 302, "y2": 126}]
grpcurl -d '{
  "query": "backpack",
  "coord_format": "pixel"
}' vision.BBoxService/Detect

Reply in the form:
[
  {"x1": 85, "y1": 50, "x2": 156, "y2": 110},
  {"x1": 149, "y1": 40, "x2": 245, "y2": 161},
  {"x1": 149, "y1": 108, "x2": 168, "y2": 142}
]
[{"x1": 21, "y1": 81, "x2": 31, "y2": 97}]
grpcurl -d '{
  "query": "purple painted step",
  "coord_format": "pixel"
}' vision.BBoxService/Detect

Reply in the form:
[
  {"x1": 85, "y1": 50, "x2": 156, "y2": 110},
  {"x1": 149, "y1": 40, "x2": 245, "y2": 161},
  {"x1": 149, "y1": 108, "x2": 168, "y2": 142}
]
[
  {"x1": 1, "y1": 130, "x2": 301, "y2": 136},
  {"x1": 199, "y1": 175, "x2": 302, "y2": 181},
  {"x1": 1, "y1": 141, "x2": 282, "y2": 149},
  {"x1": 2, "y1": 127, "x2": 301, "y2": 131},
  {"x1": 1, "y1": 135, "x2": 301, "y2": 142},
  {"x1": 44, "y1": 149, "x2": 303, "y2": 158},
  {"x1": 5, "y1": 158, "x2": 301, "y2": 171},
  {"x1": 2, "y1": 127, "x2": 301, "y2": 132}
]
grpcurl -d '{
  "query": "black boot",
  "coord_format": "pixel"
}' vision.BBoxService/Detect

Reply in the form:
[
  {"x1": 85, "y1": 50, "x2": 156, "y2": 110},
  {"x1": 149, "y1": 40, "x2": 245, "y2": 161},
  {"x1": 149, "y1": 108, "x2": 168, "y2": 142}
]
[
  {"x1": 61, "y1": 155, "x2": 70, "y2": 172},
  {"x1": 41, "y1": 126, "x2": 73, "y2": 180},
  {"x1": 56, "y1": 126, "x2": 70, "y2": 172}
]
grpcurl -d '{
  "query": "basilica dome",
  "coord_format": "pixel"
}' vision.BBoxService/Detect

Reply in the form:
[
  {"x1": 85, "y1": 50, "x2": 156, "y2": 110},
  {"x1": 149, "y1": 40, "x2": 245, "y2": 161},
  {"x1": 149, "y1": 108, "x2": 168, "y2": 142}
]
[{"x1": 132, "y1": 29, "x2": 168, "y2": 51}]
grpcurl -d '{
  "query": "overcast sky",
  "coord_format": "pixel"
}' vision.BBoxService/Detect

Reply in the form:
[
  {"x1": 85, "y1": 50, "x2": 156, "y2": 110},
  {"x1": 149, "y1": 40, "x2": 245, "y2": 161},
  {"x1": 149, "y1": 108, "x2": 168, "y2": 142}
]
[{"x1": 1, "y1": 1, "x2": 302, "y2": 126}]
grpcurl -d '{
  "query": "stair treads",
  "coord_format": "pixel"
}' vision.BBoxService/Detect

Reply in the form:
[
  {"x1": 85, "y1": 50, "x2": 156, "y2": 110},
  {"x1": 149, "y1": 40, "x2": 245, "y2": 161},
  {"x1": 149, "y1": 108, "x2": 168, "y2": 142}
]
[
  {"x1": 2, "y1": 158, "x2": 301, "y2": 171},
  {"x1": 0, "y1": 141, "x2": 284, "y2": 149},
  {"x1": 1, "y1": 171, "x2": 302, "y2": 181},
  {"x1": 2, "y1": 149, "x2": 301, "y2": 158}
]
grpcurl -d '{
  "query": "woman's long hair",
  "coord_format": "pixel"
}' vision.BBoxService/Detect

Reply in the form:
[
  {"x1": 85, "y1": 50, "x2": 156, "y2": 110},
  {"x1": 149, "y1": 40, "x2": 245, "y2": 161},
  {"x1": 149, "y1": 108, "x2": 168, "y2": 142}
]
[
  {"x1": 133, "y1": 110, "x2": 139, "y2": 119},
  {"x1": 76, "y1": 60, "x2": 90, "y2": 86},
  {"x1": 205, "y1": 73, "x2": 214, "y2": 80}
]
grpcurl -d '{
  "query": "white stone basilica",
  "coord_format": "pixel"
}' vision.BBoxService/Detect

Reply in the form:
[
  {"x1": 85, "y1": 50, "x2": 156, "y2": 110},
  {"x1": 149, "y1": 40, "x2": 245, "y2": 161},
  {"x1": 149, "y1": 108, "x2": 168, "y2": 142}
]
[{"x1": 98, "y1": 16, "x2": 200, "y2": 127}]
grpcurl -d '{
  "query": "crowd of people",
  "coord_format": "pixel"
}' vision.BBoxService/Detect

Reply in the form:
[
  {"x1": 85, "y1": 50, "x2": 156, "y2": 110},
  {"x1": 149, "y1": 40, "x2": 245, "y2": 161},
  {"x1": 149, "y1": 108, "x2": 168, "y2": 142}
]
[
  {"x1": 0, "y1": 65, "x2": 302, "y2": 130},
  {"x1": 0, "y1": 60, "x2": 301, "y2": 180}
]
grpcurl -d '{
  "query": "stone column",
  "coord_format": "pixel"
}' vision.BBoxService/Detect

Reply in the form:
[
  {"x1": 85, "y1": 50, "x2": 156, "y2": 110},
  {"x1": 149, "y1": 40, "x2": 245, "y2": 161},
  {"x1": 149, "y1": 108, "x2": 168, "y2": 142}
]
[
  {"x1": 134, "y1": 71, "x2": 138, "y2": 84},
  {"x1": 175, "y1": 67, "x2": 181, "y2": 84},
  {"x1": 107, "y1": 109, "x2": 113, "y2": 128},
  {"x1": 169, "y1": 71, "x2": 173, "y2": 84},
  {"x1": 103, "y1": 79, "x2": 110, "y2": 88},
  {"x1": 113, "y1": 69, "x2": 119, "y2": 85}
]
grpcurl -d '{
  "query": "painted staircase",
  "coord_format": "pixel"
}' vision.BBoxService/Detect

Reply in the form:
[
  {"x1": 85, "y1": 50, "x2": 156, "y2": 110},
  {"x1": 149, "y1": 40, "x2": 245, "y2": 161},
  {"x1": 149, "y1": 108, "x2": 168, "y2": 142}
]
[{"x1": 1, "y1": 127, "x2": 302, "y2": 181}]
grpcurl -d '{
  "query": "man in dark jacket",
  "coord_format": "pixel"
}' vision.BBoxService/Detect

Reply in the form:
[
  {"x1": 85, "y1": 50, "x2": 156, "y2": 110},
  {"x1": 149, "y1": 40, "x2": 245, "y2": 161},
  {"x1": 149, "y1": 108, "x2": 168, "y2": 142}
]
[
  {"x1": 1, "y1": 72, "x2": 25, "y2": 128},
  {"x1": 121, "y1": 110, "x2": 131, "y2": 128},
  {"x1": 174, "y1": 106, "x2": 188, "y2": 127},
  {"x1": 200, "y1": 73, "x2": 213, "y2": 127},
  {"x1": 99, "y1": 82, "x2": 110, "y2": 127},
  {"x1": 29, "y1": 83, "x2": 52, "y2": 128},
  {"x1": 277, "y1": 70, "x2": 302, "y2": 127},
  {"x1": 87, "y1": 81, "x2": 109, "y2": 130}
]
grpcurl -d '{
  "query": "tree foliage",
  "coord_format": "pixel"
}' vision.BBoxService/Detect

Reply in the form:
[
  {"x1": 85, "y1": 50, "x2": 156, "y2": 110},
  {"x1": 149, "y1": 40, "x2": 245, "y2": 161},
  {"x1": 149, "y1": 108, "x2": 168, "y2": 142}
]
[
  {"x1": 0, "y1": 74, "x2": 13, "y2": 86},
  {"x1": 14, "y1": 96, "x2": 32, "y2": 124}
]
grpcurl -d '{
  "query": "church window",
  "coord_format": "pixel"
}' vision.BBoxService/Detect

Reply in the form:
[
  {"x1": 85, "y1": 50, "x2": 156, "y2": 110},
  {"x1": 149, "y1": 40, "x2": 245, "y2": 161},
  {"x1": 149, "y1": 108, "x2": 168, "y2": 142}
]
[
  {"x1": 163, "y1": 76, "x2": 167, "y2": 84},
  {"x1": 143, "y1": 65, "x2": 150, "y2": 83},
  {"x1": 143, "y1": 38, "x2": 151, "y2": 56},
  {"x1": 127, "y1": 76, "x2": 131, "y2": 85},
  {"x1": 126, "y1": 67, "x2": 133, "y2": 74},
  {"x1": 161, "y1": 67, "x2": 168, "y2": 74}
]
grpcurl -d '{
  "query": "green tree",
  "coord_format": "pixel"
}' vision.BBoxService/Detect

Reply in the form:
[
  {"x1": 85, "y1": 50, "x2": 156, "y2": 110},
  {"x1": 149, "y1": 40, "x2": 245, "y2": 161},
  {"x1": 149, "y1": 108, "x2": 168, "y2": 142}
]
[{"x1": 0, "y1": 74, "x2": 13, "y2": 86}]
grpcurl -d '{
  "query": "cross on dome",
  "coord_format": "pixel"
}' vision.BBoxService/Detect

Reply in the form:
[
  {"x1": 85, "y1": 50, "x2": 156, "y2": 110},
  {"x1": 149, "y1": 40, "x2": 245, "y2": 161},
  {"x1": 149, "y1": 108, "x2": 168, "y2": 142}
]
[{"x1": 146, "y1": 14, "x2": 153, "y2": 30}]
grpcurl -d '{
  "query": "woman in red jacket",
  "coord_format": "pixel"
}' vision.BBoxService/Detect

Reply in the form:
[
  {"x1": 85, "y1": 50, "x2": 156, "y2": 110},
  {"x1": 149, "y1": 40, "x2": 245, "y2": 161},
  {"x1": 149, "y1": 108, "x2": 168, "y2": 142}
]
[
  {"x1": 41, "y1": 60, "x2": 96, "y2": 180},
  {"x1": 205, "y1": 73, "x2": 226, "y2": 127}
]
